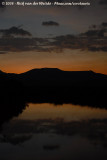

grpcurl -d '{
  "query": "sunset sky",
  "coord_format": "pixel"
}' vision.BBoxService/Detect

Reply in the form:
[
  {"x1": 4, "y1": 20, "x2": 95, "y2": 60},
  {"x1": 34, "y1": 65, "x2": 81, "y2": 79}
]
[{"x1": 0, "y1": 0, "x2": 107, "y2": 74}]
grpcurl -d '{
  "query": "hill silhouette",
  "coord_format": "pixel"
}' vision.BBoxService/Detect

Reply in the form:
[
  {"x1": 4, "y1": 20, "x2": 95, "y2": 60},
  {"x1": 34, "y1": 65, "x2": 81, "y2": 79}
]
[{"x1": 18, "y1": 68, "x2": 107, "y2": 87}]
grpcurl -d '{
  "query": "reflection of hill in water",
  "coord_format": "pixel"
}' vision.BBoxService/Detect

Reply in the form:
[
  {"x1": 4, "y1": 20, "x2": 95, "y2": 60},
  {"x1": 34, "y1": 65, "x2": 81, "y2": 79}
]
[{"x1": 0, "y1": 68, "x2": 107, "y2": 126}]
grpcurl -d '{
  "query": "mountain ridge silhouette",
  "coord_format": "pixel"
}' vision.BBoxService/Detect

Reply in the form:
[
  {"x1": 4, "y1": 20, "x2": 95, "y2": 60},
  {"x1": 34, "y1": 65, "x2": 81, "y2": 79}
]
[
  {"x1": 0, "y1": 68, "x2": 107, "y2": 79},
  {"x1": 0, "y1": 68, "x2": 107, "y2": 87}
]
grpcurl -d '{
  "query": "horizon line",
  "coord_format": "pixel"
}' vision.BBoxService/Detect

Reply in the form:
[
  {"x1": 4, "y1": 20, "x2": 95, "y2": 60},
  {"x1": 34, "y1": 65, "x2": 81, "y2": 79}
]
[{"x1": 0, "y1": 67, "x2": 107, "y2": 75}]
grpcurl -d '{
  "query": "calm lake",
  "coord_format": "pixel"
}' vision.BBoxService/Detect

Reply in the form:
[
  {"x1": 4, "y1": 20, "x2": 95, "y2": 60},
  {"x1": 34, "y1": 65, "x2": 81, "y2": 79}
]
[{"x1": 0, "y1": 103, "x2": 107, "y2": 160}]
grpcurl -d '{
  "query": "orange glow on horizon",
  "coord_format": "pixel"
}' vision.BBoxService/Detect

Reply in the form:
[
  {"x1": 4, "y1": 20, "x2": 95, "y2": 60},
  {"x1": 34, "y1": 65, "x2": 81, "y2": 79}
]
[
  {"x1": 0, "y1": 50, "x2": 107, "y2": 75},
  {"x1": 1, "y1": 65, "x2": 107, "y2": 75}
]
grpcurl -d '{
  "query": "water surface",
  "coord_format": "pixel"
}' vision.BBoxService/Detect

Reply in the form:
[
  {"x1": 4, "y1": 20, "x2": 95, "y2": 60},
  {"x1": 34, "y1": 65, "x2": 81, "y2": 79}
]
[{"x1": 0, "y1": 103, "x2": 107, "y2": 160}]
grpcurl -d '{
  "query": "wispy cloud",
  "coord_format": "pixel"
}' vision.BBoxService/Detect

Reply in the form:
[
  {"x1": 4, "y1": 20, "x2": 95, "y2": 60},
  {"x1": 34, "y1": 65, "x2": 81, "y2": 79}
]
[
  {"x1": 0, "y1": 26, "x2": 32, "y2": 37},
  {"x1": 42, "y1": 21, "x2": 59, "y2": 26},
  {"x1": 0, "y1": 23, "x2": 107, "y2": 53}
]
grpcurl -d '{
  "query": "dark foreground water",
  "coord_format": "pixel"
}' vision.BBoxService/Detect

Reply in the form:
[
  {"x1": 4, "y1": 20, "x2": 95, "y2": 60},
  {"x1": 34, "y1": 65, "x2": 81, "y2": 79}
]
[{"x1": 0, "y1": 103, "x2": 107, "y2": 160}]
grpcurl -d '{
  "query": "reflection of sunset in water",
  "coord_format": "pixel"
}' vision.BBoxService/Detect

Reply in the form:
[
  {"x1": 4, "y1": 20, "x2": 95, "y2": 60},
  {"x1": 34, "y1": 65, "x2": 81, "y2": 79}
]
[
  {"x1": 15, "y1": 103, "x2": 107, "y2": 122},
  {"x1": 0, "y1": 49, "x2": 107, "y2": 74}
]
